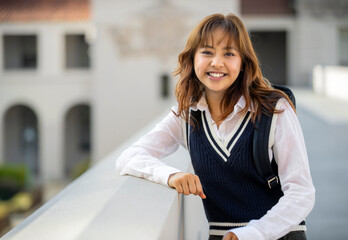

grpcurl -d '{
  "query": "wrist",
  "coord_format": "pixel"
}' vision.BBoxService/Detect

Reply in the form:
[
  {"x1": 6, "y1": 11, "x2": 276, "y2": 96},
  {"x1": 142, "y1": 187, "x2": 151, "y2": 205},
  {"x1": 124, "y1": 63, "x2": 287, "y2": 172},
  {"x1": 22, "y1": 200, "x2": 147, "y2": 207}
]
[{"x1": 167, "y1": 172, "x2": 182, "y2": 187}]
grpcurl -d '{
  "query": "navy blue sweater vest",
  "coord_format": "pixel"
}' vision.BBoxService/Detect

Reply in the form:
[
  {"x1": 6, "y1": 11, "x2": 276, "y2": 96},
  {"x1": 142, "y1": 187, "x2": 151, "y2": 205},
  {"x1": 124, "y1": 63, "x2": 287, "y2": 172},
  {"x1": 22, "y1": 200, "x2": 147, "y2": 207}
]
[{"x1": 188, "y1": 110, "x2": 284, "y2": 233}]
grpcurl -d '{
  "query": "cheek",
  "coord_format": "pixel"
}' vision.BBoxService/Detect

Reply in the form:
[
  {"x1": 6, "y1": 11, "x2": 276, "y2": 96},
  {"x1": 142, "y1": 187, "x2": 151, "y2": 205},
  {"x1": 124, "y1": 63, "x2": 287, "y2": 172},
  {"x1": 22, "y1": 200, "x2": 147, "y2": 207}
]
[
  {"x1": 194, "y1": 57, "x2": 206, "y2": 76},
  {"x1": 194, "y1": 64, "x2": 200, "y2": 76},
  {"x1": 230, "y1": 60, "x2": 242, "y2": 72},
  {"x1": 237, "y1": 58, "x2": 243, "y2": 71},
  {"x1": 193, "y1": 56, "x2": 201, "y2": 75}
]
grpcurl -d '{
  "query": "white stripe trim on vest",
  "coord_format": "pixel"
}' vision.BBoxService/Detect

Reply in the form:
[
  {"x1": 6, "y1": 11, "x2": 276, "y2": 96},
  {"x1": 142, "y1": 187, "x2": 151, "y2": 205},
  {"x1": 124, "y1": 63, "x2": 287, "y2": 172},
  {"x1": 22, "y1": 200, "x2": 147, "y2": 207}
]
[
  {"x1": 202, "y1": 111, "x2": 228, "y2": 162},
  {"x1": 209, "y1": 222, "x2": 248, "y2": 227},
  {"x1": 223, "y1": 113, "x2": 249, "y2": 146},
  {"x1": 210, "y1": 221, "x2": 307, "y2": 230},
  {"x1": 228, "y1": 113, "x2": 251, "y2": 152},
  {"x1": 209, "y1": 229, "x2": 231, "y2": 236},
  {"x1": 201, "y1": 111, "x2": 252, "y2": 163},
  {"x1": 202, "y1": 111, "x2": 230, "y2": 157},
  {"x1": 209, "y1": 227, "x2": 307, "y2": 237},
  {"x1": 290, "y1": 225, "x2": 307, "y2": 232},
  {"x1": 209, "y1": 222, "x2": 307, "y2": 236}
]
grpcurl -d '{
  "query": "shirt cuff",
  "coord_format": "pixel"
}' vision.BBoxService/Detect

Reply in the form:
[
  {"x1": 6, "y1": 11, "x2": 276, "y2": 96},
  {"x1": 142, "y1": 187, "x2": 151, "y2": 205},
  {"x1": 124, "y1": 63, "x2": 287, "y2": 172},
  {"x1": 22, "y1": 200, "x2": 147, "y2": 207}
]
[
  {"x1": 230, "y1": 226, "x2": 263, "y2": 240},
  {"x1": 157, "y1": 165, "x2": 182, "y2": 186}
]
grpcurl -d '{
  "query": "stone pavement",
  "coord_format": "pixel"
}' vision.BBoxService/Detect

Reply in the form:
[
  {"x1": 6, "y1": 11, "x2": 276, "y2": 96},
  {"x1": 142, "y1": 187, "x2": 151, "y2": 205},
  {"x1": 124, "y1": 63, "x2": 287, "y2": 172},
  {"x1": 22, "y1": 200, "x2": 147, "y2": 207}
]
[{"x1": 292, "y1": 88, "x2": 348, "y2": 239}]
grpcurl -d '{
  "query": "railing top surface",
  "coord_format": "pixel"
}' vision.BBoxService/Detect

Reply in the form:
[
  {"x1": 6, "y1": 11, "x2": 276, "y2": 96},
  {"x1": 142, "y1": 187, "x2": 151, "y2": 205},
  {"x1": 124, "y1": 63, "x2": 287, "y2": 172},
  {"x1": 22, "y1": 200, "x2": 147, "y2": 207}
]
[{"x1": 3, "y1": 112, "x2": 191, "y2": 240}]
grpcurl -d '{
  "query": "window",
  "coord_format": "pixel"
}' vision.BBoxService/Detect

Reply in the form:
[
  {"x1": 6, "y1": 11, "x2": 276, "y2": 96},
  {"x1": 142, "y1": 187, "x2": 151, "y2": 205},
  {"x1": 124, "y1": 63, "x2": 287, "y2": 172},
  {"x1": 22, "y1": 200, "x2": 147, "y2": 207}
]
[
  {"x1": 79, "y1": 106, "x2": 91, "y2": 152},
  {"x1": 160, "y1": 74, "x2": 170, "y2": 99},
  {"x1": 250, "y1": 31, "x2": 287, "y2": 85},
  {"x1": 339, "y1": 28, "x2": 348, "y2": 66},
  {"x1": 241, "y1": 0, "x2": 295, "y2": 15},
  {"x1": 3, "y1": 35, "x2": 37, "y2": 69},
  {"x1": 65, "y1": 34, "x2": 90, "y2": 68}
]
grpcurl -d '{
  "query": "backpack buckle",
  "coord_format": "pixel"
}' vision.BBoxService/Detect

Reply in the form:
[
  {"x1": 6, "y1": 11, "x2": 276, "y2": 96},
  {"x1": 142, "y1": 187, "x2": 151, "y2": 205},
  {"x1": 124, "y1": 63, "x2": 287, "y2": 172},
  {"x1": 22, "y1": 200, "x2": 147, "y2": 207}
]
[{"x1": 267, "y1": 176, "x2": 279, "y2": 189}]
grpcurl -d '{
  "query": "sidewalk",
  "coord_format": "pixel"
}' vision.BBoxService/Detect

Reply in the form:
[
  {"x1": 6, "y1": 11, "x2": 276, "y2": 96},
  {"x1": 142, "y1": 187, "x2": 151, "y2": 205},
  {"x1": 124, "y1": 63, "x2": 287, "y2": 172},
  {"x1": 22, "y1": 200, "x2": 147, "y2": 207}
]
[
  {"x1": 292, "y1": 88, "x2": 348, "y2": 239},
  {"x1": 293, "y1": 88, "x2": 348, "y2": 124}
]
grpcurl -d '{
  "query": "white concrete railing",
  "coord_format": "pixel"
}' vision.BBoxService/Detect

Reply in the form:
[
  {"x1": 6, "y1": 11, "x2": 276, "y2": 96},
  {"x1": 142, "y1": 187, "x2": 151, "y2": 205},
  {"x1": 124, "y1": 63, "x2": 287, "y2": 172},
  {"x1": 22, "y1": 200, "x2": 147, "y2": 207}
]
[
  {"x1": 313, "y1": 65, "x2": 348, "y2": 101},
  {"x1": 2, "y1": 112, "x2": 209, "y2": 240}
]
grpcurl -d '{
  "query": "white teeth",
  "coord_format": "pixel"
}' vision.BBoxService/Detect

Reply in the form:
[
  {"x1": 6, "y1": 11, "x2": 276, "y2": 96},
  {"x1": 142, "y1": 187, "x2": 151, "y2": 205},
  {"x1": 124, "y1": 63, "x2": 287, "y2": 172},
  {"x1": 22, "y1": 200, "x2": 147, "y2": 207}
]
[{"x1": 209, "y1": 72, "x2": 224, "y2": 78}]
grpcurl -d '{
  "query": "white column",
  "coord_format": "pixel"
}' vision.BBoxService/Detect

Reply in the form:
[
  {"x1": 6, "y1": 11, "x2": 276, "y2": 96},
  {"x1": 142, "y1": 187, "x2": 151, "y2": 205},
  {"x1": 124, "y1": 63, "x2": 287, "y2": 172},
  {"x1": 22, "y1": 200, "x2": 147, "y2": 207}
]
[
  {"x1": 39, "y1": 110, "x2": 64, "y2": 181},
  {"x1": 39, "y1": 26, "x2": 62, "y2": 76}
]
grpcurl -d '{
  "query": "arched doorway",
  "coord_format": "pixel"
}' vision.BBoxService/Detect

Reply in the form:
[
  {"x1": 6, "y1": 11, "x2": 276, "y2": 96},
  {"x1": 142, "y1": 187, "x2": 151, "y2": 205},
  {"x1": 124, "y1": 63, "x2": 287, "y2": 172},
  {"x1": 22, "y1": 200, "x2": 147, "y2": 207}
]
[
  {"x1": 3, "y1": 105, "x2": 39, "y2": 177},
  {"x1": 250, "y1": 31, "x2": 287, "y2": 85},
  {"x1": 64, "y1": 104, "x2": 91, "y2": 179}
]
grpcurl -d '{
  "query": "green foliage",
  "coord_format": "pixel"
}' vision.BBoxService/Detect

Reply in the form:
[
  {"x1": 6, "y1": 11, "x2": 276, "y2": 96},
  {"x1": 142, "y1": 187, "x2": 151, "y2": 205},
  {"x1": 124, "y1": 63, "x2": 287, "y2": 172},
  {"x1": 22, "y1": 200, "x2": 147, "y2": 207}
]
[{"x1": 0, "y1": 164, "x2": 32, "y2": 201}]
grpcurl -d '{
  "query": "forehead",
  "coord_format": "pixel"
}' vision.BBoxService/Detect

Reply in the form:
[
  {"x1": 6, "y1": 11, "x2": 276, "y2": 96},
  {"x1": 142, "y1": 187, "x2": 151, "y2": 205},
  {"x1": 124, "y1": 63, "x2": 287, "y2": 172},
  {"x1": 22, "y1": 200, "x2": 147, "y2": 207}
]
[{"x1": 200, "y1": 27, "x2": 238, "y2": 48}]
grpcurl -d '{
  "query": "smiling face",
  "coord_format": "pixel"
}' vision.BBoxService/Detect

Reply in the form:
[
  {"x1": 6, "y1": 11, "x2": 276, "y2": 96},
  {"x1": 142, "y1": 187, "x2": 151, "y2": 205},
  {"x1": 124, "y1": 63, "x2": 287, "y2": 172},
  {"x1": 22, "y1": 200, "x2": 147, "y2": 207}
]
[{"x1": 194, "y1": 28, "x2": 243, "y2": 101}]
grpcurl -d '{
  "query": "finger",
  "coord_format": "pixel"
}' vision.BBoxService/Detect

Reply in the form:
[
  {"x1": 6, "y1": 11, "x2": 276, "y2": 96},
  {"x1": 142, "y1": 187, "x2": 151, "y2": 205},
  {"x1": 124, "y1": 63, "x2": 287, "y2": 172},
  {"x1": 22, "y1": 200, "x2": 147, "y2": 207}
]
[
  {"x1": 188, "y1": 178, "x2": 197, "y2": 195},
  {"x1": 175, "y1": 183, "x2": 183, "y2": 194},
  {"x1": 199, "y1": 192, "x2": 207, "y2": 199},
  {"x1": 194, "y1": 176, "x2": 206, "y2": 199},
  {"x1": 181, "y1": 181, "x2": 190, "y2": 195}
]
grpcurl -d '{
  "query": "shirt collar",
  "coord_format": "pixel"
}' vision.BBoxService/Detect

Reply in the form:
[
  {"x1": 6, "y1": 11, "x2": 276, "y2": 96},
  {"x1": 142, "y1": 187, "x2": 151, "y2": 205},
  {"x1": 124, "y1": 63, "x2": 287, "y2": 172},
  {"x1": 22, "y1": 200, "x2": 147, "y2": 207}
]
[{"x1": 191, "y1": 93, "x2": 251, "y2": 114}]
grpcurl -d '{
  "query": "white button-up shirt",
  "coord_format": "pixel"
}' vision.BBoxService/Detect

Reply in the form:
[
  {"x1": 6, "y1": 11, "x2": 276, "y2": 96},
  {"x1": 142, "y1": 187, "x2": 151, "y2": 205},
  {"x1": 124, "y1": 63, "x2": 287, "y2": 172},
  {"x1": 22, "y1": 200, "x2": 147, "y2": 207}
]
[{"x1": 116, "y1": 95, "x2": 315, "y2": 240}]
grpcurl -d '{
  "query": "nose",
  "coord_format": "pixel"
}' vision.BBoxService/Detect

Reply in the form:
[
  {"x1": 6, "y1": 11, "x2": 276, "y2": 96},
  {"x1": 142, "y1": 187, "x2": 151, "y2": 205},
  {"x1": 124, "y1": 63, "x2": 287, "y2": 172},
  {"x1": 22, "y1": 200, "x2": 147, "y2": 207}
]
[{"x1": 211, "y1": 55, "x2": 224, "y2": 68}]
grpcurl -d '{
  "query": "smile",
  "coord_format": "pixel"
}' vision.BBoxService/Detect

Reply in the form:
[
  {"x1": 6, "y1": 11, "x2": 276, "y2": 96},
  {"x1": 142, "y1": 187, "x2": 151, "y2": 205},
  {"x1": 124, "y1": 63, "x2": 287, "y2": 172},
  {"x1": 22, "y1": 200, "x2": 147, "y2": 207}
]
[{"x1": 207, "y1": 72, "x2": 226, "y2": 78}]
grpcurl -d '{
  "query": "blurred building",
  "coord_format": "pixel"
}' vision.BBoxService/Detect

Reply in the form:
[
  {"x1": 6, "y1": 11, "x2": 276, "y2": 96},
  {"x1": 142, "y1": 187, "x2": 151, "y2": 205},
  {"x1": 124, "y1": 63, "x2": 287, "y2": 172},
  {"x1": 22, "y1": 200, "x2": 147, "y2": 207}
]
[
  {"x1": 0, "y1": 0, "x2": 93, "y2": 183},
  {"x1": 243, "y1": 0, "x2": 348, "y2": 87},
  {"x1": 0, "y1": 0, "x2": 347, "y2": 182}
]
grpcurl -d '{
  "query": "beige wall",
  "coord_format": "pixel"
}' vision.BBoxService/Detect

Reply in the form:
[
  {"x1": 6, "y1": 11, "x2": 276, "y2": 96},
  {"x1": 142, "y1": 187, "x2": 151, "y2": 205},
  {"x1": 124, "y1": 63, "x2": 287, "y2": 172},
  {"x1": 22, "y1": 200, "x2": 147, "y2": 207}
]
[{"x1": 91, "y1": 0, "x2": 240, "y2": 161}]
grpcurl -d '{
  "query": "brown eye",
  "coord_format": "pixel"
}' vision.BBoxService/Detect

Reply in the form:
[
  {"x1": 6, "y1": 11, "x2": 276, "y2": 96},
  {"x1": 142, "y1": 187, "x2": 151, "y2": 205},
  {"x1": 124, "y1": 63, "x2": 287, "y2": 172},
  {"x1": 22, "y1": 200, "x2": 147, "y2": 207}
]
[
  {"x1": 202, "y1": 51, "x2": 212, "y2": 55},
  {"x1": 225, "y1": 52, "x2": 235, "y2": 57}
]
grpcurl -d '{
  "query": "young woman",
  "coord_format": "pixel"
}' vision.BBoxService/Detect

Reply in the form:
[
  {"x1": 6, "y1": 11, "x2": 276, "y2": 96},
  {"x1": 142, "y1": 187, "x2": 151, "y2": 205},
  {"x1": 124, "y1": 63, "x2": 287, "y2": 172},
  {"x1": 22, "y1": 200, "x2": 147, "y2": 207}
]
[{"x1": 116, "y1": 13, "x2": 315, "y2": 240}]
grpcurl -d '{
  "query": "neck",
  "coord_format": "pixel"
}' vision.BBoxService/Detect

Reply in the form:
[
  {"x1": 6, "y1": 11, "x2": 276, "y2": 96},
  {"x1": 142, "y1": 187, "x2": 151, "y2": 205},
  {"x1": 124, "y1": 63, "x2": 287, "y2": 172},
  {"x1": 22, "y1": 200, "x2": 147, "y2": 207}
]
[{"x1": 205, "y1": 91, "x2": 224, "y2": 127}]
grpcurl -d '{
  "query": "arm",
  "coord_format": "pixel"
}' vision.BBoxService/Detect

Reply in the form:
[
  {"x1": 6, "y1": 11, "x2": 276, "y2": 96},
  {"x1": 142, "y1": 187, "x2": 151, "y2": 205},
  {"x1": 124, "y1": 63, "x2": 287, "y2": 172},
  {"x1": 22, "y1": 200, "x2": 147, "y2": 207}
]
[
  {"x1": 115, "y1": 108, "x2": 184, "y2": 186},
  {"x1": 229, "y1": 99, "x2": 315, "y2": 240},
  {"x1": 116, "y1": 107, "x2": 206, "y2": 198}
]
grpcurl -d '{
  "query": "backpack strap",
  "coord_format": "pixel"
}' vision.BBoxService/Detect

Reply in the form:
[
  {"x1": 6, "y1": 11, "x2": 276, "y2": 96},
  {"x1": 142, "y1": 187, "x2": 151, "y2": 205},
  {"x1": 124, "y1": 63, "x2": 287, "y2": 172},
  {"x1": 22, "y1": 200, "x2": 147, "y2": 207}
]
[
  {"x1": 253, "y1": 84, "x2": 296, "y2": 190},
  {"x1": 253, "y1": 112, "x2": 279, "y2": 189},
  {"x1": 272, "y1": 84, "x2": 296, "y2": 109},
  {"x1": 185, "y1": 120, "x2": 190, "y2": 152}
]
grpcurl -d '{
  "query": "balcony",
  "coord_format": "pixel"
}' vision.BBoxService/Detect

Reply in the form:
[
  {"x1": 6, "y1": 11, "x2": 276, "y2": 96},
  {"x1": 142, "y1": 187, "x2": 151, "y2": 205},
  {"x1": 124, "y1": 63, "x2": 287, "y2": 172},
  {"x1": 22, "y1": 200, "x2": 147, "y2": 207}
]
[{"x1": 1, "y1": 115, "x2": 209, "y2": 240}]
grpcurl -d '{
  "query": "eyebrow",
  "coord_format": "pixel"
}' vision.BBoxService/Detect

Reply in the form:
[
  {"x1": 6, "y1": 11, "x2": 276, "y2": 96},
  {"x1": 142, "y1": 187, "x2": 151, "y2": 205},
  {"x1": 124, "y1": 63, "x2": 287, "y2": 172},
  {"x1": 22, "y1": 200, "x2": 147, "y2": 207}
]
[{"x1": 202, "y1": 45, "x2": 237, "y2": 51}]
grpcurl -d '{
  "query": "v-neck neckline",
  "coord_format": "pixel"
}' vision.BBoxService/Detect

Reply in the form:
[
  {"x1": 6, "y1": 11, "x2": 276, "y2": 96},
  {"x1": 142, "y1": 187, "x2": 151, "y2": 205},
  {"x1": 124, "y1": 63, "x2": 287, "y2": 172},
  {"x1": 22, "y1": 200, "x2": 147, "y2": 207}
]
[{"x1": 201, "y1": 111, "x2": 251, "y2": 162}]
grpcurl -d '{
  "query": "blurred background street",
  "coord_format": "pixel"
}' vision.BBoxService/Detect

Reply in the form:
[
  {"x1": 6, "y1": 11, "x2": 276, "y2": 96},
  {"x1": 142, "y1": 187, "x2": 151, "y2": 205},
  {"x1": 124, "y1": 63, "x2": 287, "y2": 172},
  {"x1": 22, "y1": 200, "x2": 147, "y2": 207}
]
[{"x1": 294, "y1": 89, "x2": 348, "y2": 239}]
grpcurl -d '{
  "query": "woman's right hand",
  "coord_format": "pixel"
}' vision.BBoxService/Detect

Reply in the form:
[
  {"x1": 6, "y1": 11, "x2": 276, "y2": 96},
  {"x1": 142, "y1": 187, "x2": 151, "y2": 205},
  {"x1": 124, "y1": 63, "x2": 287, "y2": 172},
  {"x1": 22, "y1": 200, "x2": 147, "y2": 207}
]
[{"x1": 168, "y1": 172, "x2": 206, "y2": 199}]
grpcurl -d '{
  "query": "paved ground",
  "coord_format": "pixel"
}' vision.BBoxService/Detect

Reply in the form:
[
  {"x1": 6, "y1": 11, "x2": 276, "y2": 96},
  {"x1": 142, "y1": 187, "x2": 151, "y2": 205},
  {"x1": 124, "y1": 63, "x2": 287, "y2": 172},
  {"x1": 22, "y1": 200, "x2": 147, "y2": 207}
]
[{"x1": 293, "y1": 89, "x2": 348, "y2": 239}]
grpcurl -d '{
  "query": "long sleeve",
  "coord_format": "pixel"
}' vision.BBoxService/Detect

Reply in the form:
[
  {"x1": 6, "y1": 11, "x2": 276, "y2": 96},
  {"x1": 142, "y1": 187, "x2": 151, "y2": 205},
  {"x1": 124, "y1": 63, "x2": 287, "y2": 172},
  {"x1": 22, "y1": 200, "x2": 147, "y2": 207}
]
[
  {"x1": 115, "y1": 107, "x2": 186, "y2": 186},
  {"x1": 231, "y1": 99, "x2": 315, "y2": 240}
]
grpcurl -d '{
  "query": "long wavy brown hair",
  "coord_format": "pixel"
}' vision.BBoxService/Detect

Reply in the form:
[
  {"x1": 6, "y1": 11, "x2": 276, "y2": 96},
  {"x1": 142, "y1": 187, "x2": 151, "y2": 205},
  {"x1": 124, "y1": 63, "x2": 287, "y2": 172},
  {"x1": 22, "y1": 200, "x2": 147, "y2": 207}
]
[{"x1": 173, "y1": 13, "x2": 295, "y2": 124}]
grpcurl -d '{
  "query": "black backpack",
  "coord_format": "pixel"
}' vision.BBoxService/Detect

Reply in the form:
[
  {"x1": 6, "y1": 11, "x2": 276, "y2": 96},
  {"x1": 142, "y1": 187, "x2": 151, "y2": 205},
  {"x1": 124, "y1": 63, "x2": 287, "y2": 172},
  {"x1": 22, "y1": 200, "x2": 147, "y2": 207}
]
[{"x1": 253, "y1": 84, "x2": 296, "y2": 189}]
